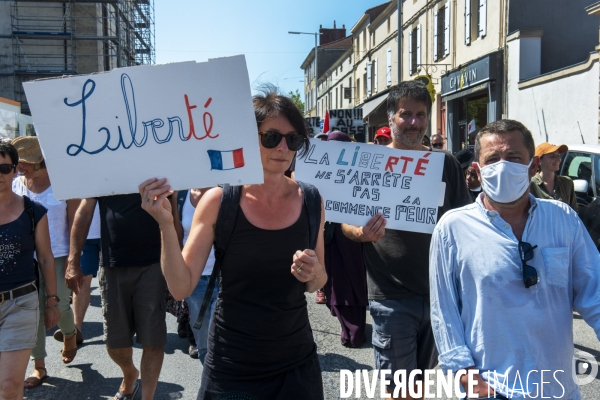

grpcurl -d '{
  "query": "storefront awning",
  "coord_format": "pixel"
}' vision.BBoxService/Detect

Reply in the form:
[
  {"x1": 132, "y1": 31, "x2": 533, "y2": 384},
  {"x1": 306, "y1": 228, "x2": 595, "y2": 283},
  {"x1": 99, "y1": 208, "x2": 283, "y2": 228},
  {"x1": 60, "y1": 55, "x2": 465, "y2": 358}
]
[
  {"x1": 361, "y1": 93, "x2": 389, "y2": 119},
  {"x1": 441, "y1": 82, "x2": 489, "y2": 102}
]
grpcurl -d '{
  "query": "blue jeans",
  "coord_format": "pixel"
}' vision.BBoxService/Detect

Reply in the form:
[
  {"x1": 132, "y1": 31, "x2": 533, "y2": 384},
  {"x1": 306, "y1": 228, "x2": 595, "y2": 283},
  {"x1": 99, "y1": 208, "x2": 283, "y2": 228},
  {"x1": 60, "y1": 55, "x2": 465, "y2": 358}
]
[{"x1": 186, "y1": 276, "x2": 218, "y2": 364}]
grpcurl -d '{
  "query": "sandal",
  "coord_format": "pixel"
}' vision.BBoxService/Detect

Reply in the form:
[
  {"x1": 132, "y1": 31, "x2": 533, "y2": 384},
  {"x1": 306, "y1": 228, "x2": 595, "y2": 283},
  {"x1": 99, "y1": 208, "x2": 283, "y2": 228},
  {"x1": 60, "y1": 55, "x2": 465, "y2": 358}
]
[
  {"x1": 114, "y1": 380, "x2": 140, "y2": 400},
  {"x1": 24, "y1": 367, "x2": 48, "y2": 389},
  {"x1": 62, "y1": 332, "x2": 78, "y2": 364},
  {"x1": 53, "y1": 327, "x2": 84, "y2": 345}
]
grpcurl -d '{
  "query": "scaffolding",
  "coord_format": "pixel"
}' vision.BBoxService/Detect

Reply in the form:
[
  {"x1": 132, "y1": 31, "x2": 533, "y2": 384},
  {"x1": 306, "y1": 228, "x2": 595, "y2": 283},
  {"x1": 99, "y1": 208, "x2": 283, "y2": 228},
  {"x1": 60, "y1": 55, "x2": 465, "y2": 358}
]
[{"x1": 8, "y1": 0, "x2": 155, "y2": 114}]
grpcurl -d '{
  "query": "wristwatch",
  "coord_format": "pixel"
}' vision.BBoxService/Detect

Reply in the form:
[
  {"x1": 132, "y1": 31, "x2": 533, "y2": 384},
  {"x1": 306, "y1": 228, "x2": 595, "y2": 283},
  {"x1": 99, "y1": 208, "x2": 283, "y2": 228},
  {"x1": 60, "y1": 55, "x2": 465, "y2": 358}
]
[{"x1": 46, "y1": 295, "x2": 60, "y2": 302}]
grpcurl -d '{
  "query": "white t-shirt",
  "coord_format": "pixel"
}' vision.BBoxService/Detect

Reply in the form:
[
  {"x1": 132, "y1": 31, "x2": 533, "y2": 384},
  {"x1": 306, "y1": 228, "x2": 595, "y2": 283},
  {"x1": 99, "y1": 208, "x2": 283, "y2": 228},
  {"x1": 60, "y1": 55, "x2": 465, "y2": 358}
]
[
  {"x1": 13, "y1": 177, "x2": 69, "y2": 258},
  {"x1": 181, "y1": 191, "x2": 215, "y2": 276},
  {"x1": 87, "y1": 204, "x2": 101, "y2": 240}
]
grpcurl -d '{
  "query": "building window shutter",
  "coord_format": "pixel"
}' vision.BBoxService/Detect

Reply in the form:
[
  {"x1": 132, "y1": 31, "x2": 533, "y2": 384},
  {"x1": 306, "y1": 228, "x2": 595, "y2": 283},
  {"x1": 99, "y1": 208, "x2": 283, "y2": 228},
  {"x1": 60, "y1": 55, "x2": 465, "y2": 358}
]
[
  {"x1": 444, "y1": 2, "x2": 450, "y2": 56},
  {"x1": 465, "y1": 0, "x2": 471, "y2": 45},
  {"x1": 408, "y1": 30, "x2": 413, "y2": 74},
  {"x1": 366, "y1": 62, "x2": 372, "y2": 97},
  {"x1": 386, "y1": 48, "x2": 392, "y2": 86},
  {"x1": 374, "y1": 58, "x2": 378, "y2": 93},
  {"x1": 433, "y1": 9, "x2": 439, "y2": 61},
  {"x1": 416, "y1": 24, "x2": 422, "y2": 68},
  {"x1": 479, "y1": 0, "x2": 487, "y2": 38}
]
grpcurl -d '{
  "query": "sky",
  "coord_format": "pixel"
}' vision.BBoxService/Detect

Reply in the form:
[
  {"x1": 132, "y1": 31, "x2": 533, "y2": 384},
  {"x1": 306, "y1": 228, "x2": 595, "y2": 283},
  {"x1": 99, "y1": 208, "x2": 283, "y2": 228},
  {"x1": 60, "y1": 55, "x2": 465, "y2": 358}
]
[{"x1": 155, "y1": 1, "x2": 389, "y2": 97}]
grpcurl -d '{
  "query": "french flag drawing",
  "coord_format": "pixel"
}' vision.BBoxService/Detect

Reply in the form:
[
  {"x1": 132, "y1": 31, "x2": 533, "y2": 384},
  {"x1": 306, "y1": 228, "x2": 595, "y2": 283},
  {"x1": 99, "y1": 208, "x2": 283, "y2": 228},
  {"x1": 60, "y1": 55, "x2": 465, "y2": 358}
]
[{"x1": 207, "y1": 148, "x2": 245, "y2": 170}]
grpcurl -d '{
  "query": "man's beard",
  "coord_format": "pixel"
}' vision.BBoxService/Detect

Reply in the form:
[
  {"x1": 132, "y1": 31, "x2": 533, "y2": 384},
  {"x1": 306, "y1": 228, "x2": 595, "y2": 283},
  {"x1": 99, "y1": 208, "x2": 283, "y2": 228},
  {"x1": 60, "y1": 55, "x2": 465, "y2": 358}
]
[{"x1": 391, "y1": 123, "x2": 425, "y2": 149}]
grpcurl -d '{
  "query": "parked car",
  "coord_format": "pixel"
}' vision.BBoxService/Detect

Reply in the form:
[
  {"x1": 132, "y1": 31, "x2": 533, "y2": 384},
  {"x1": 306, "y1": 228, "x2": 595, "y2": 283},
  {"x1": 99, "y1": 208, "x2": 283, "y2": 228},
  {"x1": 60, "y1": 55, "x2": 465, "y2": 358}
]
[{"x1": 559, "y1": 144, "x2": 600, "y2": 251}]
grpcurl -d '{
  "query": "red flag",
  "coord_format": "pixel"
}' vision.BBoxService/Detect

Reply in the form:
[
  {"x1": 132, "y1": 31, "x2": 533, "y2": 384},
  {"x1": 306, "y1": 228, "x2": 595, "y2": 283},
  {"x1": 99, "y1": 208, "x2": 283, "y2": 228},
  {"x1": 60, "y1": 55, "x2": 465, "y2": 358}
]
[{"x1": 323, "y1": 109, "x2": 330, "y2": 134}]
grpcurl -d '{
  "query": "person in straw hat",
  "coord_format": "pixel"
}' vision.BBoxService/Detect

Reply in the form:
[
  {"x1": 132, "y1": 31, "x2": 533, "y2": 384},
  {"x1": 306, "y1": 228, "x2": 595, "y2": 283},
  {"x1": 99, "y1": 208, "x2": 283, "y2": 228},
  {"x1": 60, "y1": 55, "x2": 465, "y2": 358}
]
[
  {"x1": 11, "y1": 136, "x2": 81, "y2": 388},
  {"x1": 530, "y1": 142, "x2": 578, "y2": 211}
]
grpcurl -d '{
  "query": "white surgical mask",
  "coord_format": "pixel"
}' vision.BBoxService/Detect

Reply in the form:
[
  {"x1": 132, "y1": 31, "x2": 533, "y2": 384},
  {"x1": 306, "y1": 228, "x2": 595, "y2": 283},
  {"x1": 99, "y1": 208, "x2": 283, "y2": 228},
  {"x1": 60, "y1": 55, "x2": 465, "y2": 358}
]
[{"x1": 477, "y1": 159, "x2": 533, "y2": 203}]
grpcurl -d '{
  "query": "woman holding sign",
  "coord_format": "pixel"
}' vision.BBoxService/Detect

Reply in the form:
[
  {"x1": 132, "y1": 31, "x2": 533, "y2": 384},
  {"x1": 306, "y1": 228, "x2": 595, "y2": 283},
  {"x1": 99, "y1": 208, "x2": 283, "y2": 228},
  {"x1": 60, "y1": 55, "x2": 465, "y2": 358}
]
[{"x1": 140, "y1": 91, "x2": 327, "y2": 399}]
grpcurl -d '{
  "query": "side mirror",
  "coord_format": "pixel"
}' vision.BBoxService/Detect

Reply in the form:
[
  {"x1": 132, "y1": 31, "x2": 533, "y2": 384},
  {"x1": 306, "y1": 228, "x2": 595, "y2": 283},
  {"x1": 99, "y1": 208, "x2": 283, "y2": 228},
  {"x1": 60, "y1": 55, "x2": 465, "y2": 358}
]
[{"x1": 573, "y1": 179, "x2": 589, "y2": 194}]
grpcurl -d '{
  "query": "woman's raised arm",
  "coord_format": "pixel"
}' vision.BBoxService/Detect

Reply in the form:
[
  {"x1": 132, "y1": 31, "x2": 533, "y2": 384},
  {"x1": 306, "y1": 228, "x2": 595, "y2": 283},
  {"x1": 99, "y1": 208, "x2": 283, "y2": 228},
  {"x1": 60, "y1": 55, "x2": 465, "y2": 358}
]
[{"x1": 140, "y1": 178, "x2": 219, "y2": 300}]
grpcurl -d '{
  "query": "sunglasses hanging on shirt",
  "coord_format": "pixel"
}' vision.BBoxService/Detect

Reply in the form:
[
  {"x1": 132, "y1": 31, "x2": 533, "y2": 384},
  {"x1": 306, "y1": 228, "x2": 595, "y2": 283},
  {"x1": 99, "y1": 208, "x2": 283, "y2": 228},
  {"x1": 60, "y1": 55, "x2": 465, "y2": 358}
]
[{"x1": 518, "y1": 241, "x2": 539, "y2": 288}]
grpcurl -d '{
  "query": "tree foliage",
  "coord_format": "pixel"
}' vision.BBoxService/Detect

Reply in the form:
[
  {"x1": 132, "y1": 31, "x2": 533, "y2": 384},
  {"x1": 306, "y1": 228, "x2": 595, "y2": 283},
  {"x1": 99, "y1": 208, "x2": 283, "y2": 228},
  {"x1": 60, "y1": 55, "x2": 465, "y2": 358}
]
[{"x1": 288, "y1": 89, "x2": 305, "y2": 115}]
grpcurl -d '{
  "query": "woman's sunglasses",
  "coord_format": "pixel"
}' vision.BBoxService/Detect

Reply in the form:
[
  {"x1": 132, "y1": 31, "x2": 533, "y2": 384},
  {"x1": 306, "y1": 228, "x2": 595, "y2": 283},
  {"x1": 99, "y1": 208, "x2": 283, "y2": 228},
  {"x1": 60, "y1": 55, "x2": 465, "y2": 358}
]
[
  {"x1": 0, "y1": 164, "x2": 16, "y2": 175},
  {"x1": 259, "y1": 131, "x2": 305, "y2": 151}
]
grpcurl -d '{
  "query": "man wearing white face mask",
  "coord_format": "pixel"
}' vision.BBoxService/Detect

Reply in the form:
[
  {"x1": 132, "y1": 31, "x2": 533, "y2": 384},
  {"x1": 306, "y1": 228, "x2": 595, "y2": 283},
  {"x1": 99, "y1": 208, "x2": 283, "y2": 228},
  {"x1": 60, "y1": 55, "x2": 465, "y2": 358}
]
[{"x1": 429, "y1": 119, "x2": 600, "y2": 400}]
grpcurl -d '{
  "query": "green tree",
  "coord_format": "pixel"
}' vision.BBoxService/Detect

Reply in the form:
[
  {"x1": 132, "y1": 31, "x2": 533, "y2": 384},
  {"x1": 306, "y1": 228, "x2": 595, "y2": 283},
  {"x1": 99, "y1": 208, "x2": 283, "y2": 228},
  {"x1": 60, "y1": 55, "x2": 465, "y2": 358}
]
[{"x1": 288, "y1": 89, "x2": 305, "y2": 115}]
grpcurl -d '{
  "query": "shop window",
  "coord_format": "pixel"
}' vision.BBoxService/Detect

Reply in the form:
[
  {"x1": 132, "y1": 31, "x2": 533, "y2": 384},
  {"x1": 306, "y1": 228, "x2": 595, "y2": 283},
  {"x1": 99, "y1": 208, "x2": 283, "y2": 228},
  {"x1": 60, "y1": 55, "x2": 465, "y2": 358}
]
[{"x1": 458, "y1": 94, "x2": 487, "y2": 148}]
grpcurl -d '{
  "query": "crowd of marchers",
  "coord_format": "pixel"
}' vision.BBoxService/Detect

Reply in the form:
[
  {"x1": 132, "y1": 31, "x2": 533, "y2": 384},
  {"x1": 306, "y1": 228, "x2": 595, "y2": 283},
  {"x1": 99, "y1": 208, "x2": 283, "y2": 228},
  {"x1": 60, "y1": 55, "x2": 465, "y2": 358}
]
[{"x1": 0, "y1": 81, "x2": 599, "y2": 400}]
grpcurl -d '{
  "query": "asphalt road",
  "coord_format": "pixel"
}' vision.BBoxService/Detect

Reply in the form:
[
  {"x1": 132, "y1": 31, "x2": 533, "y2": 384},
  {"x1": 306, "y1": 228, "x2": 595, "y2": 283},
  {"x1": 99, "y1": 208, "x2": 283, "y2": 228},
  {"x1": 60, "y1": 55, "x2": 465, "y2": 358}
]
[{"x1": 23, "y1": 279, "x2": 600, "y2": 399}]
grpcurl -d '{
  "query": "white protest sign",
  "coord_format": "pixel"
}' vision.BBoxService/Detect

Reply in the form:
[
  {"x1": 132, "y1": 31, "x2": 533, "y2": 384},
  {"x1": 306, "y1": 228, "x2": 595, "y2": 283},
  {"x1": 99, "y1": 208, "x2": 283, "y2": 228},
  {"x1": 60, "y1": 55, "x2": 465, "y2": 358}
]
[
  {"x1": 295, "y1": 139, "x2": 445, "y2": 234},
  {"x1": 328, "y1": 109, "x2": 365, "y2": 137},
  {"x1": 304, "y1": 109, "x2": 365, "y2": 137},
  {"x1": 23, "y1": 55, "x2": 263, "y2": 200}
]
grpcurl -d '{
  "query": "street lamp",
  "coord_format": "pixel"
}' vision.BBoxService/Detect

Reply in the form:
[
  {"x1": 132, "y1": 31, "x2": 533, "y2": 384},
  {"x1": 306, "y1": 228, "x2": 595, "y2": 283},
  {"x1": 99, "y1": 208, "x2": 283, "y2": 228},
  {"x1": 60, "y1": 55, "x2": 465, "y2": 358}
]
[{"x1": 289, "y1": 31, "x2": 319, "y2": 117}]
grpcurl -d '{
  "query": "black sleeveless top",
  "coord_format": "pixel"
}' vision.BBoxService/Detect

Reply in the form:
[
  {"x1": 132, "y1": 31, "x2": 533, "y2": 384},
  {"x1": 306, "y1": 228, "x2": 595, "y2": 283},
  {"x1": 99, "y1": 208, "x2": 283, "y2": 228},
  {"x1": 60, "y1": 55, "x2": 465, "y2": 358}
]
[{"x1": 204, "y1": 204, "x2": 317, "y2": 380}]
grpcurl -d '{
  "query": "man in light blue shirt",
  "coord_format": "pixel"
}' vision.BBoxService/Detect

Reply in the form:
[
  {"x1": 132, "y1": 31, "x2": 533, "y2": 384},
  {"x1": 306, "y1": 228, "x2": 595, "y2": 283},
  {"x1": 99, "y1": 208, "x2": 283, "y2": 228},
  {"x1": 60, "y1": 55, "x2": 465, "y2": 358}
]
[{"x1": 429, "y1": 119, "x2": 600, "y2": 399}]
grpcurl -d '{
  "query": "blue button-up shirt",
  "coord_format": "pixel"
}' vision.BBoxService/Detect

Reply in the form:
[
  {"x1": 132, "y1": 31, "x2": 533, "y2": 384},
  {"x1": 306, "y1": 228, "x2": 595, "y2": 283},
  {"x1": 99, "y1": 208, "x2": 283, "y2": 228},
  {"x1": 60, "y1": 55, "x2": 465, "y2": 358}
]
[{"x1": 430, "y1": 194, "x2": 600, "y2": 399}]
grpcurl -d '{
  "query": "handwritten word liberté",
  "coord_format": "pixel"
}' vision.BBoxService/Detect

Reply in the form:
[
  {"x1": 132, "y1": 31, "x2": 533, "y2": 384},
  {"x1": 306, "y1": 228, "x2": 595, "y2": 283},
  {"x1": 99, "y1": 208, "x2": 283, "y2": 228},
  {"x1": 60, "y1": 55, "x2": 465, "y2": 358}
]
[
  {"x1": 64, "y1": 73, "x2": 218, "y2": 156},
  {"x1": 303, "y1": 144, "x2": 430, "y2": 174}
]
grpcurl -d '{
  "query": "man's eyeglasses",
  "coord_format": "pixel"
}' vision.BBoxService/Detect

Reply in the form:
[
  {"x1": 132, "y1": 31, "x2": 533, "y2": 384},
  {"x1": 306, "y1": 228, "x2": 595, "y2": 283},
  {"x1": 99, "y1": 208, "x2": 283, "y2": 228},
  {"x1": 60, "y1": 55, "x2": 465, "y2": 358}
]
[
  {"x1": 258, "y1": 131, "x2": 305, "y2": 151},
  {"x1": 432, "y1": 143, "x2": 444, "y2": 148},
  {"x1": 0, "y1": 164, "x2": 16, "y2": 175},
  {"x1": 465, "y1": 171, "x2": 478, "y2": 179},
  {"x1": 518, "y1": 241, "x2": 538, "y2": 288}
]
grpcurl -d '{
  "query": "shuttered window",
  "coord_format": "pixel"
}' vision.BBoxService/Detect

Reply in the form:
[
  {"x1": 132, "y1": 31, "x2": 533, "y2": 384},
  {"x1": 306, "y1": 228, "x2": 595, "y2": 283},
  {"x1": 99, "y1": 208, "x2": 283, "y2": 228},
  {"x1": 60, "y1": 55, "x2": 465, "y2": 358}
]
[
  {"x1": 386, "y1": 48, "x2": 392, "y2": 86},
  {"x1": 366, "y1": 62, "x2": 372, "y2": 97}
]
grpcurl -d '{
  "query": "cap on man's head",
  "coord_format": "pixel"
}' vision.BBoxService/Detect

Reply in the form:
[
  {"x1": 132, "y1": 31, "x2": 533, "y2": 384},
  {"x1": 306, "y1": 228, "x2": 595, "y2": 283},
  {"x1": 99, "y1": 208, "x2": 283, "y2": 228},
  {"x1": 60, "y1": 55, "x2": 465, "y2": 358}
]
[
  {"x1": 535, "y1": 142, "x2": 568, "y2": 158},
  {"x1": 455, "y1": 148, "x2": 474, "y2": 169},
  {"x1": 375, "y1": 127, "x2": 391, "y2": 139}
]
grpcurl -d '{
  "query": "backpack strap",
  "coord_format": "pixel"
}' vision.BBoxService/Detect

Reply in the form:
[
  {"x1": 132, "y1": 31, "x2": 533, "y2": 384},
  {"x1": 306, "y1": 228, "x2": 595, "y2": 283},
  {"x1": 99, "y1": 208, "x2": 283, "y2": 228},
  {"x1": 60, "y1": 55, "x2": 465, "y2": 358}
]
[
  {"x1": 192, "y1": 184, "x2": 241, "y2": 330},
  {"x1": 297, "y1": 181, "x2": 321, "y2": 250},
  {"x1": 22, "y1": 195, "x2": 36, "y2": 236},
  {"x1": 176, "y1": 190, "x2": 189, "y2": 222}
]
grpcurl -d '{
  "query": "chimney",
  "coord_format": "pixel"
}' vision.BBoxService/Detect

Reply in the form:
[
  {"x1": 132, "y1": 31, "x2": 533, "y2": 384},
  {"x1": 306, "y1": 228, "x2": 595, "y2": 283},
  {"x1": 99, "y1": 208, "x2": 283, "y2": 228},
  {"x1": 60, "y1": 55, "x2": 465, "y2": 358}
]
[{"x1": 334, "y1": 21, "x2": 336, "y2": 28}]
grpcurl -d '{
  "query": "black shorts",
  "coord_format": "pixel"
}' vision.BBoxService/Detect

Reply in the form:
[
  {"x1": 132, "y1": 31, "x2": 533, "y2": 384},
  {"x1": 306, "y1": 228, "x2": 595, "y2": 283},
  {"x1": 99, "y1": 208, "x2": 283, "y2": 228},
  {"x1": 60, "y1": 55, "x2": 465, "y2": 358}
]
[{"x1": 99, "y1": 263, "x2": 167, "y2": 348}]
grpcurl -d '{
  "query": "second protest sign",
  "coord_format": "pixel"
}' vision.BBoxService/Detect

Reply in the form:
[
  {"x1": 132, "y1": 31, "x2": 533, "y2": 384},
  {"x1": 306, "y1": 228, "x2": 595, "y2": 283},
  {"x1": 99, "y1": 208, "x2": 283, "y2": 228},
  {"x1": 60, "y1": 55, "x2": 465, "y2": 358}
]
[{"x1": 295, "y1": 139, "x2": 445, "y2": 234}]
